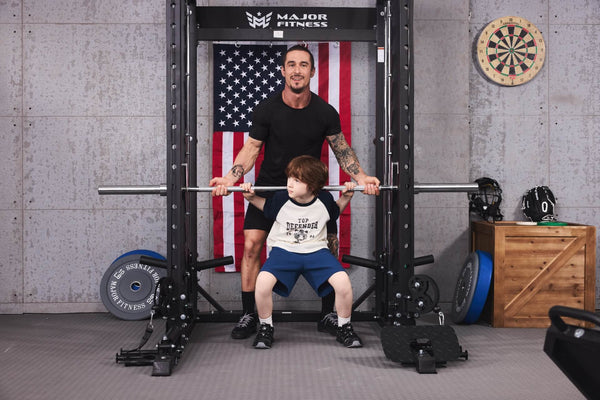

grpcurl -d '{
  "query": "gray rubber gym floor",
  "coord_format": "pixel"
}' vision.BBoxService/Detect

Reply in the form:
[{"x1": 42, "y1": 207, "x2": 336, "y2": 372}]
[{"x1": 0, "y1": 313, "x2": 585, "y2": 400}]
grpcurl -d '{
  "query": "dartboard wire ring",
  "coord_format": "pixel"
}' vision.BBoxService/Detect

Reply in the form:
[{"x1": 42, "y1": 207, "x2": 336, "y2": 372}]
[{"x1": 476, "y1": 16, "x2": 545, "y2": 86}]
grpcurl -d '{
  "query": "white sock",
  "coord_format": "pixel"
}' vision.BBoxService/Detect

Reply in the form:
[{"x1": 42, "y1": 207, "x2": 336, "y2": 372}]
[
  {"x1": 259, "y1": 315, "x2": 273, "y2": 327},
  {"x1": 338, "y1": 316, "x2": 351, "y2": 327}
]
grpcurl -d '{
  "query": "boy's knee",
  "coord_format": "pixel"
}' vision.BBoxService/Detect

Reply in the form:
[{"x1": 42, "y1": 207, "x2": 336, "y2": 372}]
[
  {"x1": 334, "y1": 284, "x2": 352, "y2": 298},
  {"x1": 329, "y1": 272, "x2": 352, "y2": 296},
  {"x1": 255, "y1": 272, "x2": 276, "y2": 295}
]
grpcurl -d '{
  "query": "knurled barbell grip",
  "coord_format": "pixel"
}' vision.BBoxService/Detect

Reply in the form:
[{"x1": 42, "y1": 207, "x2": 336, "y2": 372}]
[{"x1": 186, "y1": 185, "x2": 398, "y2": 192}]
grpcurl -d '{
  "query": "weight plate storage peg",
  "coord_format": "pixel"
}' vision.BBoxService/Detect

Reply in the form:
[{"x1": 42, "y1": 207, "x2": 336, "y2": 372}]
[{"x1": 100, "y1": 250, "x2": 167, "y2": 320}]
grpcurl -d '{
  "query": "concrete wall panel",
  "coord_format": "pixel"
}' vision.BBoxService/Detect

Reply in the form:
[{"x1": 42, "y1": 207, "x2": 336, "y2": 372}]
[
  {"x1": 469, "y1": 0, "x2": 548, "y2": 25},
  {"x1": 549, "y1": 116, "x2": 600, "y2": 207},
  {"x1": 550, "y1": 0, "x2": 600, "y2": 25},
  {"x1": 23, "y1": 24, "x2": 164, "y2": 117},
  {"x1": 23, "y1": 0, "x2": 164, "y2": 24},
  {"x1": 0, "y1": 24, "x2": 21, "y2": 116},
  {"x1": 0, "y1": 1, "x2": 21, "y2": 23},
  {"x1": 415, "y1": 0, "x2": 468, "y2": 21},
  {"x1": 0, "y1": 211, "x2": 23, "y2": 309},
  {"x1": 23, "y1": 117, "x2": 165, "y2": 210},
  {"x1": 23, "y1": 209, "x2": 166, "y2": 305},
  {"x1": 0, "y1": 118, "x2": 22, "y2": 209},
  {"x1": 414, "y1": 114, "x2": 470, "y2": 208},
  {"x1": 414, "y1": 19, "x2": 469, "y2": 115},
  {"x1": 548, "y1": 26, "x2": 600, "y2": 116}
]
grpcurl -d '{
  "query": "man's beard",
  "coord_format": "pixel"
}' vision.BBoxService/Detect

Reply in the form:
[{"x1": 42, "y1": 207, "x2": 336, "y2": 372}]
[{"x1": 289, "y1": 75, "x2": 307, "y2": 94}]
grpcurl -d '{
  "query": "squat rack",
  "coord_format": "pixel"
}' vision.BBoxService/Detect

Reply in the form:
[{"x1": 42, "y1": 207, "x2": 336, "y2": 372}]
[{"x1": 104, "y1": 0, "x2": 474, "y2": 375}]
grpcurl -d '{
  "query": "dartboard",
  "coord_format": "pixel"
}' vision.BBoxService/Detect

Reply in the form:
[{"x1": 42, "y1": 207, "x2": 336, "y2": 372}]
[{"x1": 476, "y1": 16, "x2": 545, "y2": 86}]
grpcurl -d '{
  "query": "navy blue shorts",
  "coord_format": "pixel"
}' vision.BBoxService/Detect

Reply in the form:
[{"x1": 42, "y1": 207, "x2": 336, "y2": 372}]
[{"x1": 261, "y1": 247, "x2": 345, "y2": 298}]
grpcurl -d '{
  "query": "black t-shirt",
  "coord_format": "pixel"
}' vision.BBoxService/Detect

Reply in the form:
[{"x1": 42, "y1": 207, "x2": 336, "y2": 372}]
[{"x1": 250, "y1": 91, "x2": 341, "y2": 186}]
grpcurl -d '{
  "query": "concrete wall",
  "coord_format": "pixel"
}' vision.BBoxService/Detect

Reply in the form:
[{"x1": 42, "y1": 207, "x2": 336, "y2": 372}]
[
  {"x1": 1, "y1": 0, "x2": 598, "y2": 316},
  {"x1": 468, "y1": 0, "x2": 600, "y2": 309}
]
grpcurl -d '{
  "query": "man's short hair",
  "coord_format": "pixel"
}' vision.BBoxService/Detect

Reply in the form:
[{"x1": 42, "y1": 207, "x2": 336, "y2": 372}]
[
  {"x1": 285, "y1": 155, "x2": 328, "y2": 195},
  {"x1": 282, "y1": 44, "x2": 315, "y2": 69}
]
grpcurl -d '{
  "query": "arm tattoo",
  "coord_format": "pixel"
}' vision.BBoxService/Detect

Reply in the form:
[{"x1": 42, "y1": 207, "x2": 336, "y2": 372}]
[
  {"x1": 230, "y1": 164, "x2": 244, "y2": 179},
  {"x1": 327, "y1": 133, "x2": 361, "y2": 176},
  {"x1": 327, "y1": 233, "x2": 339, "y2": 258}
]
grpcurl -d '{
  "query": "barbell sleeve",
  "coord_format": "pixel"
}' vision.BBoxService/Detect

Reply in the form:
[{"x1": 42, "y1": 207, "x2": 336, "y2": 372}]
[
  {"x1": 413, "y1": 183, "x2": 479, "y2": 193},
  {"x1": 98, "y1": 185, "x2": 167, "y2": 195}
]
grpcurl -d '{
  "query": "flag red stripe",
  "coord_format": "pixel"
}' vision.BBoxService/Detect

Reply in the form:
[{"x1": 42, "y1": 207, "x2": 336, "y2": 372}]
[
  {"x1": 318, "y1": 43, "x2": 330, "y2": 164},
  {"x1": 338, "y1": 42, "x2": 352, "y2": 264},
  {"x1": 318, "y1": 43, "x2": 330, "y2": 101}
]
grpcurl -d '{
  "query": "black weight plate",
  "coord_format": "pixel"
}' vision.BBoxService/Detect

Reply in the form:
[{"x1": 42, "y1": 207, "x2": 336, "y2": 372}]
[
  {"x1": 451, "y1": 252, "x2": 479, "y2": 324},
  {"x1": 100, "y1": 250, "x2": 167, "y2": 320}
]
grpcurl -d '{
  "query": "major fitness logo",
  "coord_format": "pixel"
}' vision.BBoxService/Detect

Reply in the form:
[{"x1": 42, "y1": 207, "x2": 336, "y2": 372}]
[
  {"x1": 246, "y1": 11, "x2": 272, "y2": 28},
  {"x1": 245, "y1": 11, "x2": 328, "y2": 28}
]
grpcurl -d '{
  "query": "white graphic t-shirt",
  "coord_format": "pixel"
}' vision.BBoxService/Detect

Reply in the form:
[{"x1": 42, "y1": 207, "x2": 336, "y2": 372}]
[{"x1": 263, "y1": 190, "x2": 340, "y2": 254}]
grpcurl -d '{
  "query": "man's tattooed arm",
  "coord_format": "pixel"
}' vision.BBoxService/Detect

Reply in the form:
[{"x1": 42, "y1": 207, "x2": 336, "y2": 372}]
[
  {"x1": 327, "y1": 133, "x2": 362, "y2": 177},
  {"x1": 327, "y1": 233, "x2": 339, "y2": 258},
  {"x1": 230, "y1": 164, "x2": 244, "y2": 179}
]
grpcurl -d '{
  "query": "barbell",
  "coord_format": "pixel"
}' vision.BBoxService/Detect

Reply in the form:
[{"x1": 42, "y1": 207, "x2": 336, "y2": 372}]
[{"x1": 97, "y1": 183, "x2": 479, "y2": 196}]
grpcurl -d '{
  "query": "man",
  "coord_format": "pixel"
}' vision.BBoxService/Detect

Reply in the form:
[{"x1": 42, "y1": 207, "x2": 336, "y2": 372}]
[{"x1": 210, "y1": 45, "x2": 379, "y2": 339}]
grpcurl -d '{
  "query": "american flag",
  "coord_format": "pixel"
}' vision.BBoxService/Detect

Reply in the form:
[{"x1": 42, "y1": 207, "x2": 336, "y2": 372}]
[{"x1": 212, "y1": 42, "x2": 352, "y2": 272}]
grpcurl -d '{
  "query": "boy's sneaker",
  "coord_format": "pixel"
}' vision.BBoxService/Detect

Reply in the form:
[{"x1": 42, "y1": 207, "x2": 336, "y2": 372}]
[
  {"x1": 317, "y1": 312, "x2": 338, "y2": 336},
  {"x1": 253, "y1": 323, "x2": 274, "y2": 349},
  {"x1": 336, "y1": 322, "x2": 363, "y2": 348},
  {"x1": 231, "y1": 313, "x2": 257, "y2": 339}
]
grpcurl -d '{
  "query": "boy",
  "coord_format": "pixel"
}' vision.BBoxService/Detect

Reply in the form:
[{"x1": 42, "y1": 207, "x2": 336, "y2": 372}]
[{"x1": 240, "y1": 155, "x2": 363, "y2": 349}]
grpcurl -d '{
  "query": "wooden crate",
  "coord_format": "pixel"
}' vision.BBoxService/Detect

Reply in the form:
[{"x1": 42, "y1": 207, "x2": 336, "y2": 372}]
[{"x1": 471, "y1": 221, "x2": 596, "y2": 328}]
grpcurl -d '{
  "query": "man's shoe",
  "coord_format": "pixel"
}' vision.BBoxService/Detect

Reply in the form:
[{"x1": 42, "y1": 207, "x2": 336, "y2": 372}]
[
  {"x1": 317, "y1": 312, "x2": 338, "y2": 336},
  {"x1": 253, "y1": 323, "x2": 274, "y2": 349},
  {"x1": 336, "y1": 322, "x2": 363, "y2": 348},
  {"x1": 231, "y1": 313, "x2": 257, "y2": 339}
]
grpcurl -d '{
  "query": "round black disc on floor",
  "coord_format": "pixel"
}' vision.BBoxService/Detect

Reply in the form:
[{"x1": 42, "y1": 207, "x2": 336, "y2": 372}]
[
  {"x1": 99, "y1": 250, "x2": 166, "y2": 320},
  {"x1": 451, "y1": 252, "x2": 479, "y2": 323}
]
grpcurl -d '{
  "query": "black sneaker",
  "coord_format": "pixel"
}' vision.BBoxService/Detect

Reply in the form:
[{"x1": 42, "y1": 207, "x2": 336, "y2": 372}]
[
  {"x1": 317, "y1": 312, "x2": 338, "y2": 336},
  {"x1": 253, "y1": 323, "x2": 274, "y2": 349},
  {"x1": 336, "y1": 322, "x2": 363, "y2": 348},
  {"x1": 231, "y1": 313, "x2": 257, "y2": 339}
]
